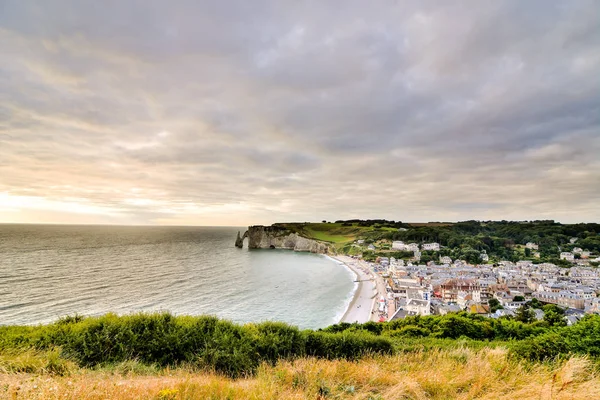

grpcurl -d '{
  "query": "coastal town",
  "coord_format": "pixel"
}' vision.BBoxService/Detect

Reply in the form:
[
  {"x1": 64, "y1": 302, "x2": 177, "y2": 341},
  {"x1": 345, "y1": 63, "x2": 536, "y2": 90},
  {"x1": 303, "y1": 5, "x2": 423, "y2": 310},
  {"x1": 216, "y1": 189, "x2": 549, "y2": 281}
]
[{"x1": 338, "y1": 239, "x2": 600, "y2": 325}]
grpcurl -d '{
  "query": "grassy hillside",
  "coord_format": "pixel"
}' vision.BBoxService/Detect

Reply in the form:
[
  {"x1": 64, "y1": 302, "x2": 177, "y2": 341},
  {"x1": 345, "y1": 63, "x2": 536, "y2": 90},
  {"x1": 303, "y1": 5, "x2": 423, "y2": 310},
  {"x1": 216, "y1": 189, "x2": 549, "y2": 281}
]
[
  {"x1": 277, "y1": 219, "x2": 600, "y2": 264},
  {"x1": 274, "y1": 222, "x2": 397, "y2": 253},
  {"x1": 2, "y1": 348, "x2": 598, "y2": 399},
  {"x1": 2, "y1": 313, "x2": 600, "y2": 398}
]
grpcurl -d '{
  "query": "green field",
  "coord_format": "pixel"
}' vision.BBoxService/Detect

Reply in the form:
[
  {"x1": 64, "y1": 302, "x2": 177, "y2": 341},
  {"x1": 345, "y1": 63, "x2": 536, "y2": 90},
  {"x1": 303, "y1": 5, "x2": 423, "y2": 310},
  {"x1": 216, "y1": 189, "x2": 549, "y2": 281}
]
[{"x1": 275, "y1": 222, "x2": 396, "y2": 248}]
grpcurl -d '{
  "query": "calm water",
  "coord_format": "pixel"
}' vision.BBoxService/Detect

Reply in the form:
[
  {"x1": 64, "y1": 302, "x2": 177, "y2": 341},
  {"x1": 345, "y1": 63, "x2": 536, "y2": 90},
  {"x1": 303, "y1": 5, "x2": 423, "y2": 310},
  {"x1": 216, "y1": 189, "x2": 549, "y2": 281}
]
[{"x1": 0, "y1": 225, "x2": 355, "y2": 329}]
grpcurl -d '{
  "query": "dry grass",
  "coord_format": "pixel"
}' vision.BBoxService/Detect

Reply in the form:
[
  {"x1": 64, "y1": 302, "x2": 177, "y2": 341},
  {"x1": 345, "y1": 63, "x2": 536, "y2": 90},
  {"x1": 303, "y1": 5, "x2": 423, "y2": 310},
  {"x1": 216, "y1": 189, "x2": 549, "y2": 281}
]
[{"x1": 0, "y1": 347, "x2": 598, "y2": 399}]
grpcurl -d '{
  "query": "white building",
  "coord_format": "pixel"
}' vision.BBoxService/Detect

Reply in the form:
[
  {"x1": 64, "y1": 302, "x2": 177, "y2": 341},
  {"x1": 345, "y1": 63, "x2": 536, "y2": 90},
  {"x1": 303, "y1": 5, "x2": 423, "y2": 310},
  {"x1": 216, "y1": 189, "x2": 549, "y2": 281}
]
[
  {"x1": 573, "y1": 247, "x2": 583, "y2": 254},
  {"x1": 440, "y1": 256, "x2": 452, "y2": 265},
  {"x1": 480, "y1": 253, "x2": 489, "y2": 262},
  {"x1": 422, "y1": 243, "x2": 440, "y2": 251},
  {"x1": 392, "y1": 241, "x2": 420, "y2": 252},
  {"x1": 560, "y1": 252, "x2": 575, "y2": 261},
  {"x1": 516, "y1": 260, "x2": 533, "y2": 268},
  {"x1": 580, "y1": 251, "x2": 591, "y2": 258},
  {"x1": 407, "y1": 243, "x2": 420, "y2": 252},
  {"x1": 525, "y1": 242, "x2": 539, "y2": 250},
  {"x1": 392, "y1": 241, "x2": 405, "y2": 250},
  {"x1": 405, "y1": 298, "x2": 431, "y2": 316}
]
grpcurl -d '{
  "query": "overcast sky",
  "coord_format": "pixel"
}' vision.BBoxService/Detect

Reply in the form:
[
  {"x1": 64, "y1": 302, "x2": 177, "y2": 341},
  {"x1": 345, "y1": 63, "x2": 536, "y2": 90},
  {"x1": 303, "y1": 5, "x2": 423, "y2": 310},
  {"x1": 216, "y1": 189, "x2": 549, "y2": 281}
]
[{"x1": 0, "y1": 1, "x2": 599, "y2": 226}]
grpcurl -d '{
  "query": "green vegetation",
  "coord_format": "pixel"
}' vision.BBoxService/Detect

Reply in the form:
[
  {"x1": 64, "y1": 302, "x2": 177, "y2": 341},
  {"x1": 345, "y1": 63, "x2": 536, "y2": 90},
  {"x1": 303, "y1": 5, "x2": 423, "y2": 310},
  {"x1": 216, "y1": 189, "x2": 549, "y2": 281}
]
[
  {"x1": 281, "y1": 219, "x2": 599, "y2": 264},
  {"x1": 0, "y1": 313, "x2": 392, "y2": 378},
  {"x1": 2, "y1": 312, "x2": 600, "y2": 380},
  {"x1": 388, "y1": 220, "x2": 600, "y2": 263},
  {"x1": 274, "y1": 221, "x2": 401, "y2": 251},
  {"x1": 323, "y1": 313, "x2": 600, "y2": 362}
]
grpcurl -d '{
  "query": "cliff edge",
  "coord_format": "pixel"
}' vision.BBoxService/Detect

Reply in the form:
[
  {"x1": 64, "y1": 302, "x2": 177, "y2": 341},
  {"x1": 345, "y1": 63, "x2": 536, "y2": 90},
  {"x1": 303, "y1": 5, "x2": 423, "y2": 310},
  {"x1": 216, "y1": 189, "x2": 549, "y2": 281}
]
[{"x1": 236, "y1": 225, "x2": 333, "y2": 254}]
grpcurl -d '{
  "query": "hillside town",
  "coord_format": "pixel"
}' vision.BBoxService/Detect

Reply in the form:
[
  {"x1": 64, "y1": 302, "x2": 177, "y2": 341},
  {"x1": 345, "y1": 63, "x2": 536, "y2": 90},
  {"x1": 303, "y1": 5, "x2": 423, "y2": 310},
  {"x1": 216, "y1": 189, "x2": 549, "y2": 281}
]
[{"x1": 357, "y1": 240, "x2": 600, "y2": 324}]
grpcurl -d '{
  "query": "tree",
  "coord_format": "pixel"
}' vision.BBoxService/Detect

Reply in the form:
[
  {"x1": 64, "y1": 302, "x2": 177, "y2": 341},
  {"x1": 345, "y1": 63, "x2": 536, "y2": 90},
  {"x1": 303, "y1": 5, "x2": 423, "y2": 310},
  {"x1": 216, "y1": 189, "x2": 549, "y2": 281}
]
[
  {"x1": 515, "y1": 305, "x2": 535, "y2": 323},
  {"x1": 527, "y1": 298, "x2": 542, "y2": 309},
  {"x1": 488, "y1": 298, "x2": 503, "y2": 313},
  {"x1": 542, "y1": 304, "x2": 566, "y2": 327},
  {"x1": 512, "y1": 295, "x2": 525, "y2": 302}
]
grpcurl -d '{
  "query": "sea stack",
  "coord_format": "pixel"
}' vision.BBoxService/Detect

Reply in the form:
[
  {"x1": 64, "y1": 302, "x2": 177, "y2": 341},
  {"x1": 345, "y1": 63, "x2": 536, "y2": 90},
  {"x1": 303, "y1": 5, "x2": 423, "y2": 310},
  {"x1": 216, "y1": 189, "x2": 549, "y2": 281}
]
[{"x1": 235, "y1": 231, "x2": 244, "y2": 248}]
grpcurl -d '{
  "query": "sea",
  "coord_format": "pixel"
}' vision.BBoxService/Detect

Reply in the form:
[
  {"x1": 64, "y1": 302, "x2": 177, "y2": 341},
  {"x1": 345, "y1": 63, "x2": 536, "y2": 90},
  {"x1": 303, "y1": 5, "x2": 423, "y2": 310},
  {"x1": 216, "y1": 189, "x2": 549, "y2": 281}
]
[{"x1": 0, "y1": 224, "x2": 356, "y2": 329}]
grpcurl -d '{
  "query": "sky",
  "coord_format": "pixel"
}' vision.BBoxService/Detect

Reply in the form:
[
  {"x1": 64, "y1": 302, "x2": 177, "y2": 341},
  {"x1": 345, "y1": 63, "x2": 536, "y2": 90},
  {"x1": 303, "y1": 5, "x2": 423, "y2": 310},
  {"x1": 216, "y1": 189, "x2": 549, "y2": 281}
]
[{"x1": 0, "y1": 0, "x2": 599, "y2": 226}]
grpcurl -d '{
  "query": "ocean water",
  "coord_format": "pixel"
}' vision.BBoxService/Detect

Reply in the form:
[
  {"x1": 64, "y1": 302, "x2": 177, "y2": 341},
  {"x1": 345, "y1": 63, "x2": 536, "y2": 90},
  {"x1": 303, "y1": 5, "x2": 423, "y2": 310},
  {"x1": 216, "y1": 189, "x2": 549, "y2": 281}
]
[{"x1": 0, "y1": 225, "x2": 355, "y2": 329}]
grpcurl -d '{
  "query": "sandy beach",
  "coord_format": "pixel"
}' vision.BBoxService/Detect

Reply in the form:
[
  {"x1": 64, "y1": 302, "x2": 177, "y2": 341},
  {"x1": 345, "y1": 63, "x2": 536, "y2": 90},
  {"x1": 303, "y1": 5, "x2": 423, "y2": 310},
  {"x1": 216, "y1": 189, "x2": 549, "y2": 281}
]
[{"x1": 332, "y1": 255, "x2": 377, "y2": 324}]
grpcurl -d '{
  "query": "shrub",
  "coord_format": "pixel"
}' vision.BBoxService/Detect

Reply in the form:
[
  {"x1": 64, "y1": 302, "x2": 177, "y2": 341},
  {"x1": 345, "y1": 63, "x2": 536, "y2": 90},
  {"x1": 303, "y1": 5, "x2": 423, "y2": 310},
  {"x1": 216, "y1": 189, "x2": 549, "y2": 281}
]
[
  {"x1": 385, "y1": 326, "x2": 430, "y2": 338},
  {"x1": 305, "y1": 331, "x2": 393, "y2": 360},
  {"x1": 251, "y1": 321, "x2": 305, "y2": 364}
]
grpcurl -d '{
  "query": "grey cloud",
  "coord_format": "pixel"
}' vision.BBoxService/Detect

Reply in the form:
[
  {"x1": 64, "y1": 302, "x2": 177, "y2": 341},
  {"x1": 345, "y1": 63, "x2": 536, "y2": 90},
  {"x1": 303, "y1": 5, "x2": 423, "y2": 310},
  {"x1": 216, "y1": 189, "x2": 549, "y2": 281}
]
[{"x1": 0, "y1": 0, "x2": 599, "y2": 225}]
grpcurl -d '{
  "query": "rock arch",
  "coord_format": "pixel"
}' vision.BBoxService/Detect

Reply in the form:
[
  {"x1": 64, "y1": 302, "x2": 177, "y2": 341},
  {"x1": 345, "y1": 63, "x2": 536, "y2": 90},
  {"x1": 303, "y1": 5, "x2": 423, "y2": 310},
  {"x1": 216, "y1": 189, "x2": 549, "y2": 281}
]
[{"x1": 235, "y1": 230, "x2": 249, "y2": 248}]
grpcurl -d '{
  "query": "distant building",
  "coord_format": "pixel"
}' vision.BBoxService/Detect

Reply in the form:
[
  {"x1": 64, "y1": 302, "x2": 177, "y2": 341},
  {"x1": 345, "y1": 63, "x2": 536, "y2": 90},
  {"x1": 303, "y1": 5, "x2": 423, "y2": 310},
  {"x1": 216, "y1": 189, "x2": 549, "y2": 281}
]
[
  {"x1": 407, "y1": 243, "x2": 420, "y2": 252},
  {"x1": 392, "y1": 241, "x2": 405, "y2": 250},
  {"x1": 440, "y1": 256, "x2": 452, "y2": 264},
  {"x1": 440, "y1": 279, "x2": 481, "y2": 303},
  {"x1": 534, "y1": 291, "x2": 585, "y2": 309},
  {"x1": 572, "y1": 247, "x2": 583, "y2": 254},
  {"x1": 560, "y1": 252, "x2": 575, "y2": 261},
  {"x1": 422, "y1": 243, "x2": 440, "y2": 251},
  {"x1": 413, "y1": 251, "x2": 421, "y2": 261},
  {"x1": 405, "y1": 298, "x2": 431, "y2": 316},
  {"x1": 468, "y1": 303, "x2": 491, "y2": 315},
  {"x1": 480, "y1": 253, "x2": 489, "y2": 262},
  {"x1": 516, "y1": 260, "x2": 533, "y2": 268},
  {"x1": 525, "y1": 242, "x2": 539, "y2": 250}
]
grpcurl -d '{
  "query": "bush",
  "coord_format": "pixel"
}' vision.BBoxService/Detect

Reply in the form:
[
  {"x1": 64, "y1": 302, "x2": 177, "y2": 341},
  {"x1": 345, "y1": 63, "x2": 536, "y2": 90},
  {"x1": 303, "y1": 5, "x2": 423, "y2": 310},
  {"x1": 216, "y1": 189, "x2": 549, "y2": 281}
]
[
  {"x1": 0, "y1": 313, "x2": 396, "y2": 378},
  {"x1": 385, "y1": 326, "x2": 431, "y2": 338},
  {"x1": 510, "y1": 315, "x2": 600, "y2": 362},
  {"x1": 305, "y1": 331, "x2": 393, "y2": 360},
  {"x1": 251, "y1": 321, "x2": 305, "y2": 364},
  {"x1": 195, "y1": 321, "x2": 258, "y2": 378}
]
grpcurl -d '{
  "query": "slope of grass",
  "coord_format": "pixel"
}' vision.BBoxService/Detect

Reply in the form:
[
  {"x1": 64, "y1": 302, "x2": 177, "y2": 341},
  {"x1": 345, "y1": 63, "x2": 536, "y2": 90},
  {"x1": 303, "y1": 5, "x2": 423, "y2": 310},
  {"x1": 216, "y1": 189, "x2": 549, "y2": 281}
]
[
  {"x1": 276, "y1": 222, "x2": 394, "y2": 246},
  {"x1": 1, "y1": 348, "x2": 598, "y2": 399}
]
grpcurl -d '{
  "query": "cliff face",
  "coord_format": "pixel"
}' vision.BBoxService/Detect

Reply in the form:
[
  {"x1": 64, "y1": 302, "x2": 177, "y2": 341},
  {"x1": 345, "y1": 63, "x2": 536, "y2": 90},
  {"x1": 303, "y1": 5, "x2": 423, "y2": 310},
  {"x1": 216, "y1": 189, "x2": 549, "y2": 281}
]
[{"x1": 241, "y1": 225, "x2": 332, "y2": 254}]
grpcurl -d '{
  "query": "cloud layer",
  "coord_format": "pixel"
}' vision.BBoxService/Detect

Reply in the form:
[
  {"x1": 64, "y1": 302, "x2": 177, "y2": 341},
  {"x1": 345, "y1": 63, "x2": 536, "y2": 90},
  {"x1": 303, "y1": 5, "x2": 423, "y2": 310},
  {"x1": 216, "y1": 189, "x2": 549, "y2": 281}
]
[{"x1": 1, "y1": 0, "x2": 599, "y2": 225}]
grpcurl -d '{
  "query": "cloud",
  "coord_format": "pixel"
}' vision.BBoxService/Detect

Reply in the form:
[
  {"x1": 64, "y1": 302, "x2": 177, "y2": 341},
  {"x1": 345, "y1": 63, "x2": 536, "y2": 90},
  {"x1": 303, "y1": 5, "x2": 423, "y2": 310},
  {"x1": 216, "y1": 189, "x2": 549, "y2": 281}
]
[{"x1": 0, "y1": 0, "x2": 599, "y2": 225}]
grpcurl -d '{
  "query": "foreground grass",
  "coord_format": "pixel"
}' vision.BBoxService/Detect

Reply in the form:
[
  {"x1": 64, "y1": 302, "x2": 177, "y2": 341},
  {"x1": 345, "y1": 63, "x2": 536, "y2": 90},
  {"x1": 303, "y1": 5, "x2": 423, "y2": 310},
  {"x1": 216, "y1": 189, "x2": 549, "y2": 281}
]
[{"x1": 1, "y1": 347, "x2": 598, "y2": 399}]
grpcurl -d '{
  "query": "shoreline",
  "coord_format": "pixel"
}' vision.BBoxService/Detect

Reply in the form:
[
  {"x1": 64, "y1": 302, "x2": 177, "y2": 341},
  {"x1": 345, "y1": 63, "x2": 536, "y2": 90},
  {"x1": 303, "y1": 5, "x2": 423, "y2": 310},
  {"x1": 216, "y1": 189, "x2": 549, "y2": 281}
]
[{"x1": 329, "y1": 255, "x2": 376, "y2": 324}]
